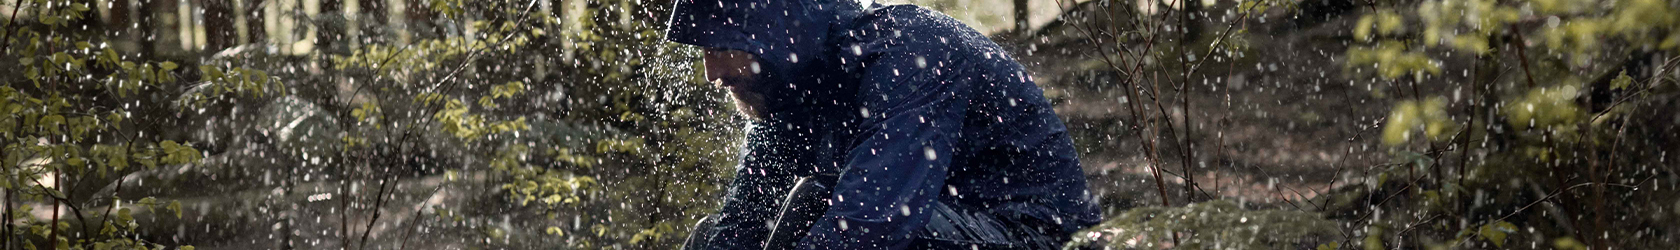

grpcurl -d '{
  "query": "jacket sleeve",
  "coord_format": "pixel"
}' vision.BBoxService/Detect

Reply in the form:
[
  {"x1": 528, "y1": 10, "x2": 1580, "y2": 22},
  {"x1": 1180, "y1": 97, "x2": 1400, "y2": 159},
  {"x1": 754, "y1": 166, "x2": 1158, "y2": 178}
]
[
  {"x1": 698, "y1": 123, "x2": 799, "y2": 249},
  {"x1": 799, "y1": 47, "x2": 971, "y2": 249}
]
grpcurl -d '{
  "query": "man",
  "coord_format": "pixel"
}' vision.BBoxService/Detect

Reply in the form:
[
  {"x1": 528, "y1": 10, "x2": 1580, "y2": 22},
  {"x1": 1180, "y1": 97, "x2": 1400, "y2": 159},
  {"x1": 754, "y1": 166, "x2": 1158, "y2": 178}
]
[{"x1": 667, "y1": 0, "x2": 1100, "y2": 249}]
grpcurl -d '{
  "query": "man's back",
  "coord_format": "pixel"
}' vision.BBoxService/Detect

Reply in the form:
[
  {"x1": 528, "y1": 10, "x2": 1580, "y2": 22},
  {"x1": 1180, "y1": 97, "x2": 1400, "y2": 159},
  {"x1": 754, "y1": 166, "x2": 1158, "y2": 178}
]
[
  {"x1": 666, "y1": 1, "x2": 1099, "y2": 249},
  {"x1": 804, "y1": 5, "x2": 1101, "y2": 247}
]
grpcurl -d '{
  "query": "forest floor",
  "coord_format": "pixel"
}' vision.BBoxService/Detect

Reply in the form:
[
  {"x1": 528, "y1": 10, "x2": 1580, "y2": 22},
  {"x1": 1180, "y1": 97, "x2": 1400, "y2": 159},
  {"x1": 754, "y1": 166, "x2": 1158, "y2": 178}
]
[{"x1": 1009, "y1": 6, "x2": 1402, "y2": 211}]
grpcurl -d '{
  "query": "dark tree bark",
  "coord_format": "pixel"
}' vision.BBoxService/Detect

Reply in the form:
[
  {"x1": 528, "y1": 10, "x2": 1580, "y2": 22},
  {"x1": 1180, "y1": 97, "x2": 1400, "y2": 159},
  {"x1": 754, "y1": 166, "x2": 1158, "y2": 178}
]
[
  {"x1": 408, "y1": 0, "x2": 444, "y2": 38},
  {"x1": 138, "y1": 0, "x2": 159, "y2": 57},
  {"x1": 1013, "y1": 0, "x2": 1029, "y2": 34},
  {"x1": 318, "y1": 0, "x2": 342, "y2": 54},
  {"x1": 1180, "y1": 0, "x2": 1202, "y2": 45},
  {"x1": 247, "y1": 0, "x2": 266, "y2": 45},
  {"x1": 110, "y1": 0, "x2": 133, "y2": 35},
  {"x1": 362, "y1": 0, "x2": 386, "y2": 26},
  {"x1": 204, "y1": 0, "x2": 238, "y2": 51},
  {"x1": 360, "y1": 0, "x2": 386, "y2": 45},
  {"x1": 1286, "y1": 0, "x2": 1358, "y2": 31}
]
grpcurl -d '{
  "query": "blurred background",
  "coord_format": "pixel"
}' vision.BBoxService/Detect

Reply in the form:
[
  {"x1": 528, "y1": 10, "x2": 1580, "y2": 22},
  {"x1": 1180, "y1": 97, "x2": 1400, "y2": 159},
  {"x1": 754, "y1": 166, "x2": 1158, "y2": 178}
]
[{"x1": 2, "y1": 0, "x2": 1677, "y2": 248}]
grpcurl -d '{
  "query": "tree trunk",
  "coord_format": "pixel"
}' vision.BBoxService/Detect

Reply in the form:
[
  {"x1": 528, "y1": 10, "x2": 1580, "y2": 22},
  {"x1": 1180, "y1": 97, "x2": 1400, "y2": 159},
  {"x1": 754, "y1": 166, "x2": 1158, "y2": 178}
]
[
  {"x1": 138, "y1": 0, "x2": 159, "y2": 57},
  {"x1": 407, "y1": 0, "x2": 442, "y2": 38},
  {"x1": 246, "y1": 0, "x2": 266, "y2": 45},
  {"x1": 204, "y1": 0, "x2": 238, "y2": 52},
  {"x1": 1180, "y1": 0, "x2": 1202, "y2": 45},
  {"x1": 110, "y1": 0, "x2": 132, "y2": 36},
  {"x1": 318, "y1": 0, "x2": 342, "y2": 55},
  {"x1": 362, "y1": 0, "x2": 385, "y2": 26},
  {"x1": 1014, "y1": 0, "x2": 1029, "y2": 34},
  {"x1": 355, "y1": 0, "x2": 386, "y2": 46}
]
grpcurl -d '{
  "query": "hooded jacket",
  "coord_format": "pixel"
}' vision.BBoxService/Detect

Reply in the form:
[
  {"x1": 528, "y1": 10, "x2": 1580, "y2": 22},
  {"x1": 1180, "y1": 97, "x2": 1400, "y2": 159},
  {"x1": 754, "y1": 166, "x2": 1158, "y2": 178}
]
[{"x1": 666, "y1": 0, "x2": 1101, "y2": 249}]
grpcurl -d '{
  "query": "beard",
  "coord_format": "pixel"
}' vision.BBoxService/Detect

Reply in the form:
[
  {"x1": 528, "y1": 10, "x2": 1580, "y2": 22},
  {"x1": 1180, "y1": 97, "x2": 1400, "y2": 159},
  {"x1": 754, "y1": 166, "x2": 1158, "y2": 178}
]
[
  {"x1": 726, "y1": 87, "x2": 768, "y2": 120},
  {"x1": 717, "y1": 59, "x2": 839, "y2": 122}
]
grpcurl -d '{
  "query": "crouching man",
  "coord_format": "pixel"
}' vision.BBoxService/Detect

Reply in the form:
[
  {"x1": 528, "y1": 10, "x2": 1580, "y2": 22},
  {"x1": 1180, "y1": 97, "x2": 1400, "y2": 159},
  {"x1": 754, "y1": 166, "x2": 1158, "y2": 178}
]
[{"x1": 668, "y1": 0, "x2": 1101, "y2": 249}]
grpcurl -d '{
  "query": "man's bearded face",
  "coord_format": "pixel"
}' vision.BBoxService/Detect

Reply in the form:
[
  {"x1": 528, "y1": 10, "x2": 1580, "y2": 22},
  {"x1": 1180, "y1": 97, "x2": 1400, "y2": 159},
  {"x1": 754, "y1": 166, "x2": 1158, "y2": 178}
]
[{"x1": 703, "y1": 48, "x2": 768, "y2": 120}]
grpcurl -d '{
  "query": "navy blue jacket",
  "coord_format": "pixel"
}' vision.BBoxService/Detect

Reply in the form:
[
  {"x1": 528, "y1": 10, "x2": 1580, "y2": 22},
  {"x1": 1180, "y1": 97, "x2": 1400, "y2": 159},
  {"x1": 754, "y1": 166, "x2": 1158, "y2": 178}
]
[{"x1": 667, "y1": 0, "x2": 1100, "y2": 249}]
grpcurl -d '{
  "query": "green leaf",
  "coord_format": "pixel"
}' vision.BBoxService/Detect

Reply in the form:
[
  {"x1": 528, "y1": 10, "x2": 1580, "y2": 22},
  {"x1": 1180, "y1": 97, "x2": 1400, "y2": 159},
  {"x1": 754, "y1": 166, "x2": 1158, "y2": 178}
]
[
  {"x1": 116, "y1": 208, "x2": 133, "y2": 224},
  {"x1": 98, "y1": 48, "x2": 119, "y2": 67},
  {"x1": 138, "y1": 197, "x2": 159, "y2": 211},
  {"x1": 1355, "y1": 16, "x2": 1375, "y2": 41},
  {"x1": 51, "y1": 52, "x2": 72, "y2": 67},
  {"x1": 1376, "y1": 11, "x2": 1404, "y2": 35},
  {"x1": 99, "y1": 222, "x2": 116, "y2": 236},
  {"x1": 200, "y1": 65, "x2": 223, "y2": 80},
  {"x1": 1477, "y1": 220, "x2": 1517, "y2": 247},
  {"x1": 39, "y1": 115, "x2": 65, "y2": 133},
  {"x1": 159, "y1": 61, "x2": 178, "y2": 71},
  {"x1": 1553, "y1": 237, "x2": 1587, "y2": 250},
  {"x1": 167, "y1": 200, "x2": 183, "y2": 218},
  {"x1": 107, "y1": 112, "x2": 123, "y2": 130},
  {"x1": 1610, "y1": 70, "x2": 1633, "y2": 90},
  {"x1": 39, "y1": 14, "x2": 58, "y2": 26},
  {"x1": 1317, "y1": 242, "x2": 1341, "y2": 250},
  {"x1": 1363, "y1": 229, "x2": 1384, "y2": 250}
]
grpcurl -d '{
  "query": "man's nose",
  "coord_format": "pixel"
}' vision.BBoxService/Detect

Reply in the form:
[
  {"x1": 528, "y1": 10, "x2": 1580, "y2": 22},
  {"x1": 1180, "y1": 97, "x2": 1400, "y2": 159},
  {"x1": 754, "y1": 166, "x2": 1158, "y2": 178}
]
[
  {"x1": 707, "y1": 72, "x2": 732, "y2": 88},
  {"x1": 704, "y1": 61, "x2": 731, "y2": 87}
]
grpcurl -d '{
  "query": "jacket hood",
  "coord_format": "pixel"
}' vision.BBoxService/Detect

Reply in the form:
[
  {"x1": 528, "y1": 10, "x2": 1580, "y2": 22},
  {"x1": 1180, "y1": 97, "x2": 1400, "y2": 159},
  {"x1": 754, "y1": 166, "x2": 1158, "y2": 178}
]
[
  {"x1": 666, "y1": 0, "x2": 873, "y2": 118},
  {"x1": 665, "y1": 0, "x2": 872, "y2": 67},
  {"x1": 667, "y1": 0, "x2": 875, "y2": 177}
]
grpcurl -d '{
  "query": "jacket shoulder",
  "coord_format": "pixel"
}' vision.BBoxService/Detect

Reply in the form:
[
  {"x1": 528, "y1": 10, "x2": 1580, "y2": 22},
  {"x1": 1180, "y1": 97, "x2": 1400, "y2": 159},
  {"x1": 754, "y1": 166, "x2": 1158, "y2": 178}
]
[{"x1": 851, "y1": 6, "x2": 987, "y2": 45}]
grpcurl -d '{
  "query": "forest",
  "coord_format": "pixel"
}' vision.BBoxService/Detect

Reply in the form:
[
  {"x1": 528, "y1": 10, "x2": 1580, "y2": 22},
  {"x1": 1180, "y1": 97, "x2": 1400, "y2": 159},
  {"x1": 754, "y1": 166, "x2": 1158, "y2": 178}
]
[{"x1": 1, "y1": 0, "x2": 1676, "y2": 249}]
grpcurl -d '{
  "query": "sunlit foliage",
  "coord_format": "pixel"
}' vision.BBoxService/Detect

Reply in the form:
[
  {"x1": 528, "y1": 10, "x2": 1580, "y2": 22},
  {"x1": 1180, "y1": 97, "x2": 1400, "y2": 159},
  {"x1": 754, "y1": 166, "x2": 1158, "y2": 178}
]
[{"x1": 3, "y1": 0, "x2": 283, "y2": 248}]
